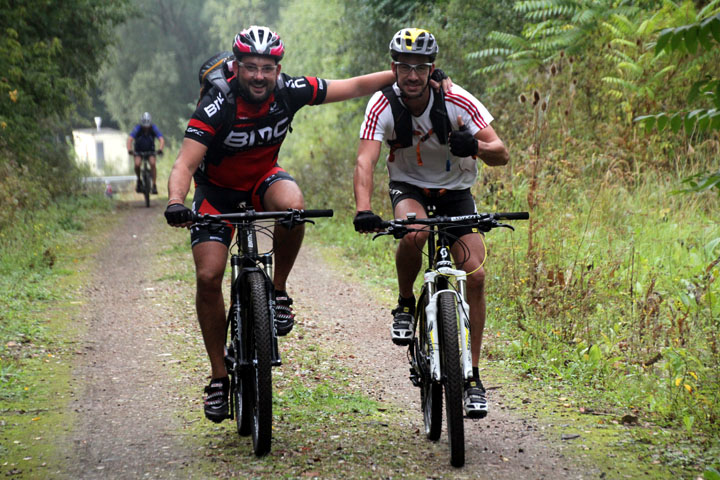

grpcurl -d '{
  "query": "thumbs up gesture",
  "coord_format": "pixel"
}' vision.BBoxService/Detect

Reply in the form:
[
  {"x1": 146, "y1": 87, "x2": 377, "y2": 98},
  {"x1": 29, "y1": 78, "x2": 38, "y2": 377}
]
[{"x1": 449, "y1": 115, "x2": 479, "y2": 157}]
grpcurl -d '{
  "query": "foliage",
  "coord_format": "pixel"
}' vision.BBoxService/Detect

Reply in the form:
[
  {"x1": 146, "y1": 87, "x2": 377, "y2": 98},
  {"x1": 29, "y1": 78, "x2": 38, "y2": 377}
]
[
  {"x1": 100, "y1": 0, "x2": 219, "y2": 141},
  {"x1": 632, "y1": 4, "x2": 720, "y2": 195},
  {"x1": 0, "y1": 0, "x2": 129, "y2": 231}
]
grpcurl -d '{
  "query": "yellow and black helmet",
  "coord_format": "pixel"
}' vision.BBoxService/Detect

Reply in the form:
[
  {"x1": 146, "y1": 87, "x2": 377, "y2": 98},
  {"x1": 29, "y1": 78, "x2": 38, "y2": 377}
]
[{"x1": 389, "y1": 28, "x2": 438, "y2": 61}]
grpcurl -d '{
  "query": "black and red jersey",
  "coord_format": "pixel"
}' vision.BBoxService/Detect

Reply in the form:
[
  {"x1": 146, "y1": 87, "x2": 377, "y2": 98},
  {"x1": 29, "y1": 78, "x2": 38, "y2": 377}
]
[{"x1": 185, "y1": 72, "x2": 328, "y2": 191}]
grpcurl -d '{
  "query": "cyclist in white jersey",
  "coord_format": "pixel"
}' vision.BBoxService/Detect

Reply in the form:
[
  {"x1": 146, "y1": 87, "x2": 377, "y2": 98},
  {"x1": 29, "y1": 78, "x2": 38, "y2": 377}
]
[{"x1": 352, "y1": 28, "x2": 509, "y2": 419}]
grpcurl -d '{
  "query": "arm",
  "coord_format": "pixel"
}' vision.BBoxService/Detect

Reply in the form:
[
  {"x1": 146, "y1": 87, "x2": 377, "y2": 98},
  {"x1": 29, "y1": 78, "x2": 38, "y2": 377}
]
[
  {"x1": 158, "y1": 136, "x2": 166, "y2": 151},
  {"x1": 474, "y1": 125, "x2": 509, "y2": 166},
  {"x1": 167, "y1": 137, "x2": 207, "y2": 207},
  {"x1": 126, "y1": 136, "x2": 134, "y2": 152},
  {"x1": 353, "y1": 139, "x2": 382, "y2": 212},
  {"x1": 324, "y1": 71, "x2": 395, "y2": 104}
]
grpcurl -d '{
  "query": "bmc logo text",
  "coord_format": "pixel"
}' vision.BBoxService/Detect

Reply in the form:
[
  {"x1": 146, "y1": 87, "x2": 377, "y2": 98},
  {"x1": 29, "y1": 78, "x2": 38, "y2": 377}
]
[
  {"x1": 223, "y1": 118, "x2": 290, "y2": 148},
  {"x1": 203, "y1": 92, "x2": 225, "y2": 117}
]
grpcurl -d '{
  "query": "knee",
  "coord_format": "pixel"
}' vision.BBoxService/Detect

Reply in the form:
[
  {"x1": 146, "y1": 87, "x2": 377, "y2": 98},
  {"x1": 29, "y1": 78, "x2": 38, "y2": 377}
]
[
  {"x1": 196, "y1": 268, "x2": 223, "y2": 294},
  {"x1": 466, "y1": 267, "x2": 486, "y2": 291}
]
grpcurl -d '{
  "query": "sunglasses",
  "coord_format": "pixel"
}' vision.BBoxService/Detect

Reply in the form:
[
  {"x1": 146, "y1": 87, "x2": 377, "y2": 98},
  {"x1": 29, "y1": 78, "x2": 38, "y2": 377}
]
[{"x1": 393, "y1": 61, "x2": 433, "y2": 75}]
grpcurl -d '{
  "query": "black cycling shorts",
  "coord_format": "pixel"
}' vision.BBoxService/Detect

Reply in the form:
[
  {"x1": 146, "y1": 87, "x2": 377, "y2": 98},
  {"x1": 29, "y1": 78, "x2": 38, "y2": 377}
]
[
  {"x1": 388, "y1": 181, "x2": 479, "y2": 245},
  {"x1": 190, "y1": 167, "x2": 295, "y2": 248}
]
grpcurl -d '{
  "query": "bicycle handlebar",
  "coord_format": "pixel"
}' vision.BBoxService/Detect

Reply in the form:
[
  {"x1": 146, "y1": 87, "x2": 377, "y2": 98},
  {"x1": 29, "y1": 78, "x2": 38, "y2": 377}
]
[
  {"x1": 129, "y1": 150, "x2": 162, "y2": 157},
  {"x1": 375, "y1": 211, "x2": 529, "y2": 239},
  {"x1": 192, "y1": 208, "x2": 334, "y2": 225}
]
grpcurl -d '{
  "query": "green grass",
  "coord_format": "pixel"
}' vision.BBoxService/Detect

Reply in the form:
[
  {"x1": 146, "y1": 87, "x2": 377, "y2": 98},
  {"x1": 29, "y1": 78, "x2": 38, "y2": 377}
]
[{"x1": 0, "y1": 193, "x2": 115, "y2": 476}]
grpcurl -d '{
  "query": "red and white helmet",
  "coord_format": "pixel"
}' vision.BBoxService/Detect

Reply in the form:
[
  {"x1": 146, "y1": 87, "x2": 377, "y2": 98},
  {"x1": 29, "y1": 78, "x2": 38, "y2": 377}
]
[{"x1": 233, "y1": 26, "x2": 284, "y2": 61}]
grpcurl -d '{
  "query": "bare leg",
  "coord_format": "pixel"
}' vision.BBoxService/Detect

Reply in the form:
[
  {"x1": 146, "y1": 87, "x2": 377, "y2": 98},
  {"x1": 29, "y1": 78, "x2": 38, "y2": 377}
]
[
  {"x1": 192, "y1": 241, "x2": 229, "y2": 379},
  {"x1": 451, "y1": 233, "x2": 487, "y2": 367},
  {"x1": 262, "y1": 180, "x2": 305, "y2": 291}
]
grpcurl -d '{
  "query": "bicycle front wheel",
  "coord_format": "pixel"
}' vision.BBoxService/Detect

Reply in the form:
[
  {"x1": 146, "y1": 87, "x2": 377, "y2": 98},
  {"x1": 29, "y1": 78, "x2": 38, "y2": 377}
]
[
  {"x1": 245, "y1": 271, "x2": 273, "y2": 456},
  {"x1": 142, "y1": 168, "x2": 151, "y2": 207},
  {"x1": 439, "y1": 291, "x2": 465, "y2": 467},
  {"x1": 416, "y1": 289, "x2": 442, "y2": 441}
]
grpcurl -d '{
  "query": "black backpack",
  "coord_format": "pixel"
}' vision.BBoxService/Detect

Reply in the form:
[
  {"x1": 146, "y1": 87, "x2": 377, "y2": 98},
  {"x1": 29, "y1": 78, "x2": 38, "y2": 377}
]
[
  {"x1": 381, "y1": 85, "x2": 451, "y2": 162},
  {"x1": 197, "y1": 52, "x2": 296, "y2": 134}
]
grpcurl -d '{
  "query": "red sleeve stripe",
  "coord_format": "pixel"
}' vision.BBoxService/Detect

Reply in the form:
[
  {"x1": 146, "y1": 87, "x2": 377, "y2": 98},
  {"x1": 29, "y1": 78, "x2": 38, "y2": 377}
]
[
  {"x1": 188, "y1": 118, "x2": 216, "y2": 136},
  {"x1": 307, "y1": 77, "x2": 319, "y2": 105},
  {"x1": 446, "y1": 93, "x2": 488, "y2": 130},
  {"x1": 362, "y1": 95, "x2": 389, "y2": 139}
]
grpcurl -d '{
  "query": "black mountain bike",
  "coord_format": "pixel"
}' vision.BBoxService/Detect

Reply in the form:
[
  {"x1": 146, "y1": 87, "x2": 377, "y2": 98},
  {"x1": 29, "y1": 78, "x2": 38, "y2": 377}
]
[
  {"x1": 375, "y1": 208, "x2": 528, "y2": 467},
  {"x1": 192, "y1": 207, "x2": 333, "y2": 456},
  {"x1": 131, "y1": 150, "x2": 157, "y2": 207}
]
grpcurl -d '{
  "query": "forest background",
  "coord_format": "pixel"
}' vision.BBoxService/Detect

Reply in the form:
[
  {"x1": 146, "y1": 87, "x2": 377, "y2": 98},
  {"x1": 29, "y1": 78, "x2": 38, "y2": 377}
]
[{"x1": 1, "y1": 0, "x2": 718, "y2": 476}]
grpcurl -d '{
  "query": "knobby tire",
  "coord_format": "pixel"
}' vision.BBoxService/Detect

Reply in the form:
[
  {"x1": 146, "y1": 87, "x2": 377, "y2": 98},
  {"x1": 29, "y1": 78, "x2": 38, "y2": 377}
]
[
  {"x1": 229, "y1": 287, "x2": 252, "y2": 436},
  {"x1": 246, "y1": 271, "x2": 273, "y2": 456},
  {"x1": 417, "y1": 289, "x2": 442, "y2": 441},
  {"x1": 439, "y1": 291, "x2": 465, "y2": 467},
  {"x1": 142, "y1": 168, "x2": 151, "y2": 207}
]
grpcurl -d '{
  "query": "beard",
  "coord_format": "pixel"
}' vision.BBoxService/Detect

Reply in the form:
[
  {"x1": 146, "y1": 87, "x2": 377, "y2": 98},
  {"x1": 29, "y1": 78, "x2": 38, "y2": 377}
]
[
  {"x1": 237, "y1": 77, "x2": 275, "y2": 104},
  {"x1": 398, "y1": 78, "x2": 428, "y2": 100}
]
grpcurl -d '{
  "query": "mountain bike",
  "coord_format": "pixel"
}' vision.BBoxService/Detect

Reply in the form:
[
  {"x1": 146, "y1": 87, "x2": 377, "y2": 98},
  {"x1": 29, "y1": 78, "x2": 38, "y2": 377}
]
[
  {"x1": 374, "y1": 208, "x2": 528, "y2": 467},
  {"x1": 131, "y1": 150, "x2": 158, "y2": 207},
  {"x1": 192, "y1": 207, "x2": 333, "y2": 456}
]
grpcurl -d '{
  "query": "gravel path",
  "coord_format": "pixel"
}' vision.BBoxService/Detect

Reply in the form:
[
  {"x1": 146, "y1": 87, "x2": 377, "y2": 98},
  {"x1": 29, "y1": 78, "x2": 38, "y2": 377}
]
[{"x1": 60, "y1": 201, "x2": 597, "y2": 478}]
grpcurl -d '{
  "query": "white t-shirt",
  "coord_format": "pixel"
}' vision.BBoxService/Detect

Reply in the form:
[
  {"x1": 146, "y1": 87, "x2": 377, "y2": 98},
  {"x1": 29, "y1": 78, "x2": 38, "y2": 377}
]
[{"x1": 359, "y1": 83, "x2": 494, "y2": 189}]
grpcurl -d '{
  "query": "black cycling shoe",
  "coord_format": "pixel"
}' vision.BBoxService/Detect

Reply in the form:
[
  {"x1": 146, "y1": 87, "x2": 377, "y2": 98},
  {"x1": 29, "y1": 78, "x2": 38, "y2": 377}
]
[
  {"x1": 275, "y1": 291, "x2": 295, "y2": 336},
  {"x1": 203, "y1": 377, "x2": 229, "y2": 423},
  {"x1": 464, "y1": 377, "x2": 488, "y2": 419},
  {"x1": 390, "y1": 305, "x2": 414, "y2": 346},
  {"x1": 135, "y1": 179, "x2": 142, "y2": 193}
]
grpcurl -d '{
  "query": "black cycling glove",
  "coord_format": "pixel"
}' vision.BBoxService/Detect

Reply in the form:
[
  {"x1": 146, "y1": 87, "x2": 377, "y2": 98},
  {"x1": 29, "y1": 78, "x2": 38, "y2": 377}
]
[
  {"x1": 164, "y1": 203, "x2": 193, "y2": 226},
  {"x1": 430, "y1": 68, "x2": 448, "y2": 83},
  {"x1": 449, "y1": 124, "x2": 479, "y2": 157},
  {"x1": 157, "y1": 149, "x2": 164, "y2": 155},
  {"x1": 353, "y1": 210, "x2": 383, "y2": 232}
]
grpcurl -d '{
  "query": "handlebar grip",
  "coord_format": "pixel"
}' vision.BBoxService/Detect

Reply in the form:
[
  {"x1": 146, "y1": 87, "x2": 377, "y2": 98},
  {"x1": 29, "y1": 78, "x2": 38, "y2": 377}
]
[
  {"x1": 495, "y1": 212, "x2": 530, "y2": 220},
  {"x1": 302, "y1": 209, "x2": 334, "y2": 218}
]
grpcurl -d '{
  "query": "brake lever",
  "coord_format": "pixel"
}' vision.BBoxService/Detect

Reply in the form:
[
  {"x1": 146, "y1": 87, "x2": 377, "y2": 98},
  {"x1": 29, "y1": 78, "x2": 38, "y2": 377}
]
[{"x1": 497, "y1": 222, "x2": 515, "y2": 231}]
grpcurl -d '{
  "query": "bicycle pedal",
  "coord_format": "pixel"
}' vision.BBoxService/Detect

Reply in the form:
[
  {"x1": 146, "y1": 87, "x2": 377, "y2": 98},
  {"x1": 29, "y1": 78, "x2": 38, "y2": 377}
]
[{"x1": 409, "y1": 368, "x2": 421, "y2": 387}]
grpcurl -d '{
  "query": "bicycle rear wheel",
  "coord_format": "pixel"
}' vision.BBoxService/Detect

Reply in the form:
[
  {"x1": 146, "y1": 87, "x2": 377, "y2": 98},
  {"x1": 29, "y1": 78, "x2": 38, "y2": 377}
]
[
  {"x1": 416, "y1": 289, "x2": 442, "y2": 441},
  {"x1": 142, "y1": 168, "x2": 151, "y2": 207},
  {"x1": 245, "y1": 271, "x2": 273, "y2": 456},
  {"x1": 439, "y1": 291, "x2": 465, "y2": 467}
]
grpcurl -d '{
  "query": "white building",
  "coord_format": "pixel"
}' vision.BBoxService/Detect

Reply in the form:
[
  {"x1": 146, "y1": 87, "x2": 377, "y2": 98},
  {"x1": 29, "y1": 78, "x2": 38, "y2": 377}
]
[{"x1": 73, "y1": 121, "x2": 131, "y2": 175}]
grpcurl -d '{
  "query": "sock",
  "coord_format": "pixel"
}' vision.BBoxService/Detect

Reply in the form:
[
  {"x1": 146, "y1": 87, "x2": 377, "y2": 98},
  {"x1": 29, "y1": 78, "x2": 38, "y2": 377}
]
[
  {"x1": 473, "y1": 367, "x2": 480, "y2": 380},
  {"x1": 398, "y1": 294, "x2": 416, "y2": 315}
]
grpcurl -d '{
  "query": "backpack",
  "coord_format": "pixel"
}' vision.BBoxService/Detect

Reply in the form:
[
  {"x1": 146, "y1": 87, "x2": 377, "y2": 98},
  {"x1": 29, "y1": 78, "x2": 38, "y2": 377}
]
[
  {"x1": 381, "y1": 85, "x2": 451, "y2": 164},
  {"x1": 197, "y1": 52, "x2": 296, "y2": 136}
]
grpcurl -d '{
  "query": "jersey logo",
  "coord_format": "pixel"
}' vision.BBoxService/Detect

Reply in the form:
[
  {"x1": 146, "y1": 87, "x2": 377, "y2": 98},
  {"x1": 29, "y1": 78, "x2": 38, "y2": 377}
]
[
  {"x1": 223, "y1": 117, "x2": 290, "y2": 148},
  {"x1": 287, "y1": 77, "x2": 307, "y2": 89},
  {"x1": 203, "y1": 92, "x2": 226, "y2": 117}
]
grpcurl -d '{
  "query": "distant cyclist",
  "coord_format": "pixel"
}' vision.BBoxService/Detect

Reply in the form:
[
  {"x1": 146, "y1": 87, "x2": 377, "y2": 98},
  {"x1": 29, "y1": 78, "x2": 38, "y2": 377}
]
[
  {"x1": 352, "y1": 28, "x2": 509, "y2": 419},
  {"x1": 127, "y1": 112, "x2": 165, "y2": 194}
]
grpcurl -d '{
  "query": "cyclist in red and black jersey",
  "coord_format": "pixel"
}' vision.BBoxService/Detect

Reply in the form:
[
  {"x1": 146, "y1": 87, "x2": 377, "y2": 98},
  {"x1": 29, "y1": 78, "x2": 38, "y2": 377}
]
[{"x1": 164, "y1": 25, "x2": 400, "y2": 423}]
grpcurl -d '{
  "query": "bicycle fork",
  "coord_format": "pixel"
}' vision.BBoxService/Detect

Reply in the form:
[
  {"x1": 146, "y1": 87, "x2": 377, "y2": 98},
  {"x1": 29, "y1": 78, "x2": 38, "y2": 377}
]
[{"x1": 423, "y1": 268, "x2": 473, "y2": 382}]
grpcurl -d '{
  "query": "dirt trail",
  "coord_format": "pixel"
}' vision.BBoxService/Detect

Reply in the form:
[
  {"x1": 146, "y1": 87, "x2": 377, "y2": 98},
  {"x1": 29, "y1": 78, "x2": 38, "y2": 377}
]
[
  {"x1": 61, "y1": 201, "x2": 597, "y2": 478},
  {"x1": 64, "y1": 202, "x2": 192, "y2": 479},
  {"x1": 290, "y1": 248, "x2": 594, "y2": 479}
]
